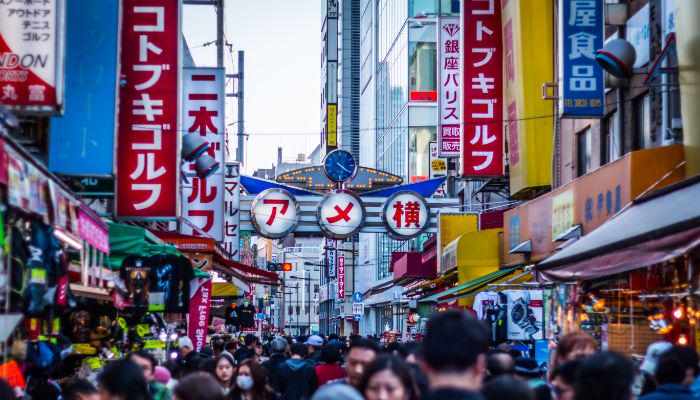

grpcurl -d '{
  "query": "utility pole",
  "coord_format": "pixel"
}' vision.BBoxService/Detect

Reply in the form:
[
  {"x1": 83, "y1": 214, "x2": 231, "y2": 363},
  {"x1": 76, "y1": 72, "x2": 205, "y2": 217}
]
[
  {"x1": 236, "y1": 51, "x2": 245, "y2": 165},
  {"x1": 216, "y1": 0, "x2": 224, "y2": 68}
]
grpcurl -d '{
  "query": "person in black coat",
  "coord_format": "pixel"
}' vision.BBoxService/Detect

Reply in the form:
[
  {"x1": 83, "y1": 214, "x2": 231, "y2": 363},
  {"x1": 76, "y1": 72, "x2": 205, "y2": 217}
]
[
  {"x1": 177, "y1": 337, "x2": 202, "y2": 377},
  {"x1": 274, "y1": 343, "x2": 317, "y2": 400},
  {"x1": 262, "y1": 337, "x2": 289, "y2": 391}
]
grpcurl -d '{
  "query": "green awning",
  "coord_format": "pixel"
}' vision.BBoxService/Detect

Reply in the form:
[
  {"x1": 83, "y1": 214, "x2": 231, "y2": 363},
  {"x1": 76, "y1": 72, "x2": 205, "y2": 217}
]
[
  {"x1": 107, "y1": 222, "x2": 179, "y2": 270},
  {"x1": 419, "y1": 268, "x2": 519, "y2": 303}
]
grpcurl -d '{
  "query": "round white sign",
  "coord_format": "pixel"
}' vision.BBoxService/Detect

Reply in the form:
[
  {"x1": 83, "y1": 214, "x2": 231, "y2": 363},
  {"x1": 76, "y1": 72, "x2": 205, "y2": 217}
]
[
  {"x1": 317, "y1": 190, "x2": 365, "y2": 239},
  {"x1": 381, "y1": 191, "x2": 430, "y2": 239},
  {"x1": 250, "y1": 189, "x2": 300, "y2": 239}
]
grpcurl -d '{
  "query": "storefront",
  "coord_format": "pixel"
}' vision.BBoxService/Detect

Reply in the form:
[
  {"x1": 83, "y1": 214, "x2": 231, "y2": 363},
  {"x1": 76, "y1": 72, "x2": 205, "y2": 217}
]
[{"x1": 538, "y1": 176, "x2": 700, "y2": 354}]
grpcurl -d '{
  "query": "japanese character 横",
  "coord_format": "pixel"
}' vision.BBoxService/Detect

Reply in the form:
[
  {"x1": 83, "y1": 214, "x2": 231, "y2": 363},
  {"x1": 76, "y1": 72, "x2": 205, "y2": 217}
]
[
  {"x1": 392, "y1": 201, "x2": 403, "y2": 227},
  {"x1": 404, "y1": 202, "x2": 421, "y2": 228}
]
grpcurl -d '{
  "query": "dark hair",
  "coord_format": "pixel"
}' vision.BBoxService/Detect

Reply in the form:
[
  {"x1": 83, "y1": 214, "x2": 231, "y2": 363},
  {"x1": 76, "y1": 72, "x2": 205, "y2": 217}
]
[
  {"x1": 423, "y1": 310, "x2": 488, "y2": 372},
  {"x1": 663, "y1": 346, "x2": 700, "y2": 376},
  {"x1": 245, "y1": 334, "x2": 257, "y2": 347},
  {"x1": 486, "y1": 351, "x2": 515, "y2": 378},
  {"x1": 320, "y1": 343, "x2": 341, "y2": 364},
  {"x1": 481, "y1": 375, "x2": 534, "y2": 400},
  {"x1": 199, "y1": 357, "x2": 218, "y2": 376},
  {"x1": 290, "y1": 342, "x2": 308, "y2": 357},
  {"x1": 359, "y1": 354, "x2": 419, "y2": 400},
  {"x1": 398, "y1": 341, "x2": 422, "y2": 360},
  {"x1": 574, "y1": 351, "x2": 634, "y2": 400},
  {"x1": 128, "y1": 350, "x2": 157, "y2": 372},
  {"x1": 555, "y1": 332, "x2": 598, "y2": 364},
  {"x1": 231, "y1": 359, "x2": 276, "y2": 400},
  {"x1": 386, "y1": 341, "x2": 402, "y2": 354},
  {"x1": 349, "y1": 337, "x2": 381, "y2": 354},
  {"x1": 98, "y1": 359, "x2": 150, "y2": 400},
  {"x1": 62, "y1": 377, "x2": 98, "y2": 400},
  {"x1": 224, "y1": 341, "x2": 237, "y2": 352},
  {"x1": 174, "y1": 372, "x2": 226, "y2": 400},
  {"x1": 550, "y1": 360, "x2": 581, "y2": 385},
  {"x1": 655, "y1": 355, "x2": 687, "y2": 385}
]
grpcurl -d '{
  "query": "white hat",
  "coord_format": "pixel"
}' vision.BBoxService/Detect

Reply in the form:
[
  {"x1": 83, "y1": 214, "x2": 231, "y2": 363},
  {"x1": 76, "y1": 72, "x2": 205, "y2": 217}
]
[
  {"x1": 640, "y1": 341, "x2": 673, "y2": 375},
  {"x1": 178, "y1": 336, "x2": 194, "y2": 350}
]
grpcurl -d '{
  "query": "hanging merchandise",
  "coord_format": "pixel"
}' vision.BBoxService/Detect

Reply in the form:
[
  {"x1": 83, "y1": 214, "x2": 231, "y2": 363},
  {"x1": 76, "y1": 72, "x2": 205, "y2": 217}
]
[
  {"x1": 148, "y1": 254, "x2": 195, "y2": 313},
  {"x1": 505, "y1": 290, "x2": 544, "y2": 340},
  {"x1": 472, "y1": 291, "x2": 502, "y2": 319},
  {"x1": 119, "y1": 255, "x2": 154, "y2": 309}
]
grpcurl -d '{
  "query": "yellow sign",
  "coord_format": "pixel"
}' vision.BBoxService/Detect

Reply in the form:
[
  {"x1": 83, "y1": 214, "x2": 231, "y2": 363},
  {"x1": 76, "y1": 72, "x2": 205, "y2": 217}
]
[
  {"x1": 144, "y1": 340, "x2": 166, "y2": 350},
  {"x1": 551, "y1": 189, "x2": 574, "y2": 241},
  {"x1": 502, "y1": 0, "x2": 554, "y2": 198},
  {"x1": 327, "y1": 104, "x2": 337, "y2": 147},
  {"x1": 136, "y1": 324, "x2": 150, "y2": 337},
  {"x1": 72, "y1": 343, "x2": 97, "y2": 355},
  {"x1": 431, "y1": 159, "x2": 446, "y2": 172},
  {"x1": 438, "y1": 214, "x2": 478, "y2": 273}
]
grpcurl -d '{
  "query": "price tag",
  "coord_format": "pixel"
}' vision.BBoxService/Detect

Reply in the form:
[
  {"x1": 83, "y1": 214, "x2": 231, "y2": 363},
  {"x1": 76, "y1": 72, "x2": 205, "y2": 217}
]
[
  {"x1": 144, "y1": 340, "x2": 166, "y2": 350},
  {"x1": 30, "y1": 268, "x2": 46, "y2": 284},
  {"x1": 136, "y1": 324, "x2": 150, "y2": 337}
]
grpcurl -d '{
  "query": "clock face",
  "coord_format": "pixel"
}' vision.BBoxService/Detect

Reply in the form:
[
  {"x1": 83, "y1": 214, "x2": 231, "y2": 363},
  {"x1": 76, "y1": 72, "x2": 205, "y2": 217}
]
[{"x1": 323, "y1": 150, "x2": 357, "y2": 182}]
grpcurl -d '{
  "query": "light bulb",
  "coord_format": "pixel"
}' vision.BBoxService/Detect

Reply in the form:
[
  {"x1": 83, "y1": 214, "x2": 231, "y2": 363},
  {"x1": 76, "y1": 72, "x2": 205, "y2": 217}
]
[
  {"x1": 678, "y1": 334, "x2": 688, "y2": 346},
  {"x1": 673, "y1": 307, "x2": 684, "y2": 320}
]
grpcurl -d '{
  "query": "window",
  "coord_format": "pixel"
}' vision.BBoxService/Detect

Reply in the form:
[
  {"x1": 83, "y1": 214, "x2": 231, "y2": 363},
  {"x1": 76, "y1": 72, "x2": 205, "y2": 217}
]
[
  {"x1": 296, "y1": 306, "x2": 300, "y2": 315},
  {"x1": 288, "y1": 306, "x2": 293, "y2": 315},
  {"x1": 440, "y1": 0, "x2": 459, "y2": 15},
  {"x1": 314, "y1": 284, "x2": 319, "y2": 293},
  {"x1": 601, "y1": 111, "x2": 620, "y2": 165},
  {"x1": 409, "y1": 21, "x2": 437, "y2": 101},
  {"x1": 633, "y1": 94, "x2": 651, "y2": 150},
  {"x1": 666, "y1": 72, "x2": 683, "y2": 144},
  {"x1": 577, "y1": 128, "x2": 592, "y2": 177},
  {"x1": 305, "y1": 306, "x2": 310, "y2": 315},
  {"x1": 409, "y1": 0, "x2": 438, "y2": 17},
  {"x1": 409, "y1": 126, "x2": 436, "y2": 182}
]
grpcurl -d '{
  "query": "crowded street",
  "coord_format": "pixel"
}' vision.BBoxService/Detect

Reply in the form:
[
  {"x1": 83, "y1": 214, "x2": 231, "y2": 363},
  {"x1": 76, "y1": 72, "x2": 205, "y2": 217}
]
[{"x1": 1, "y1": 0, "x2": 700, "y2": 399}]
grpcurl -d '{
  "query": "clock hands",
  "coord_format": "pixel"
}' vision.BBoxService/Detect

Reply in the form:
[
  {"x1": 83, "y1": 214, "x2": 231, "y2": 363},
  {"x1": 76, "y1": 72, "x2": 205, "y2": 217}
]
[{"x1": 337, "y1": 163, "x2": 352, "y2": 174}]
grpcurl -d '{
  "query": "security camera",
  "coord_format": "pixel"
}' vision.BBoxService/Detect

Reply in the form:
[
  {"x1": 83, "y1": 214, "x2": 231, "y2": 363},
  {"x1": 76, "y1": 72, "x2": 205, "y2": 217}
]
[
  {"x1": 181, "y1": 133, "x2": 209, "y2": 161},
  {"x1": 595, "y1": 39, "x2": 637, "y2": 78}
]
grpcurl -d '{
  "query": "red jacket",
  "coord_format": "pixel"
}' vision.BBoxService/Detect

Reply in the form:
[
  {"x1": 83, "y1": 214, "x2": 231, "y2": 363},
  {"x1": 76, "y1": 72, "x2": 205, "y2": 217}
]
[{"x1": 314, "y1": 363, "x2": 346, "y2": 387}]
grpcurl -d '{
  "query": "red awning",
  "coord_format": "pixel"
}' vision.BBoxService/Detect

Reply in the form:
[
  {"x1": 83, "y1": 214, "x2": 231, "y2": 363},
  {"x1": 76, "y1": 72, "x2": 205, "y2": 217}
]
[{"x1": 213, "y1": 253, "x2": 280, "y2": 286}]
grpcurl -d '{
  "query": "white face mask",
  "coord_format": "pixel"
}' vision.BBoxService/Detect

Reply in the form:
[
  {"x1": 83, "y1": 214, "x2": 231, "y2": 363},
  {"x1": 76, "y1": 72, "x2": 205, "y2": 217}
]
[{"x1": 237, "y1": 375, "x2": 254, "y2": 391}]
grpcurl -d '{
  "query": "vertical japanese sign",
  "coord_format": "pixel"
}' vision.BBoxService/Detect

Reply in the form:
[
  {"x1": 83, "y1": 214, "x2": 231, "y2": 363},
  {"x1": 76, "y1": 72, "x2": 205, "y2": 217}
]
[
  {"x1": 325, "y1": 0, "x2": 338, "y2": 152},
  {"x1": 337, "y1": 255, "x2": 345, "y2": 299},
  {"x1": 223, "y1": 162, "x2": 240, "y2": 261},
  {"x1": 461, "y1": 0, "x2": 503, "y2": 176},
  {"x1": 188, "y1": 278, "x2": 211, "y2": 352},
  {"x1": 439, "y1": 17, "x2": 461, "y2": 157},
  {"x1": 326, "y1": 238, "x2": 337, "y2": 278},
  {"x1": 559, "y1": 0, "x2": 604, "y2": 117},
  {"x1": 181, "y1": 68, "x2": 225, "y2": 241},
  {"x1": 49, "y1": 0, "x2": 118, "y2": 175},
  {"x1": 116, "y1": 0, "x2": 180, "y2": 217},
  {"x1": 0, "y1": 0, "x2": 65, "y2": 111}
]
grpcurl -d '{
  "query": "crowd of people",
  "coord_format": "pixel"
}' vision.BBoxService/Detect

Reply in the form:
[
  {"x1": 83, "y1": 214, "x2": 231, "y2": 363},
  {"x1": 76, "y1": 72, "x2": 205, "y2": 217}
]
[{"x1": 3, "y1": 310, "x2": 700, "y2": 400}]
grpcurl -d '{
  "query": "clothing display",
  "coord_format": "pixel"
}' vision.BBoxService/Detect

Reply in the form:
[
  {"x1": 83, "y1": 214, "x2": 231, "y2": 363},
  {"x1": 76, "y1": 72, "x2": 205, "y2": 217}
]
[
  {"x1": 119, "y1": 255, "x2": 154, "y2": 309},
  {"x1": 148, "y1": 254, "x2": 195, "y2": 313},
  {"x1": 504, "y1": 290, "x2": 544, "y2": 340},
  {"x1": 238, "y1": 303, "x2": 256, "y2": 329},
  {"x1": 472, "y1": 291, "x2": 502, "y2": 319}
]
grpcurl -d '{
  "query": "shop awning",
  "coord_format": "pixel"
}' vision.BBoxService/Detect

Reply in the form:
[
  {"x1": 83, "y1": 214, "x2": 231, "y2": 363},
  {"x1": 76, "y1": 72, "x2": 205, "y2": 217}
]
[
  {"x1": 212, "y1": 253, "x2": 281, "y2": 286},
  {"x1": 107, "y1": 223, "x2": 178, "y2": 269},
  {"x1": 539, "y1": 176, "x2": 700, "y2": 281},
  {"x1": 212, "y1": 282, "x2": 239, "y2": 297},
  {"x1": 419, "y1": 268, "x2": 519, "y2": 303}
]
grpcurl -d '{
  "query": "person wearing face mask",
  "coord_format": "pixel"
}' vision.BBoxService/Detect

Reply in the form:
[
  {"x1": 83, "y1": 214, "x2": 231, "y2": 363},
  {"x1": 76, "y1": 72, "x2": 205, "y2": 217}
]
[
  {"x1": 230, "y1": 359, "x2": 276, "y2": 400},
  {"x1": 215, "y1": 353, "x2": 236, "y2": 395},
  {"x1": 359, "y1": 354, "x2": 419, "y2": 400}
]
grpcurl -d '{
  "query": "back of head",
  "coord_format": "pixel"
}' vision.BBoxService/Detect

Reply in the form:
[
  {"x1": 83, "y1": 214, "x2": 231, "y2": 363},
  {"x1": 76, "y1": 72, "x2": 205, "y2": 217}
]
[
  {"x1": 514, "y1": 357, "x2": 542, "y2": 379},
  {"x1": 574, "y1": 351, "x2": 634, "y2": 400},
  {"x1": 555, "y1": 332, "x2": 597, "y2": 363},
  {"x1": 655, "y1": 354, "x2": 688, "y2": 385},
  {"x1": 481, "y1": 375, "x2": 534, "y2": 400},
  {"x1": 321, "y1": 343, "x2": 341, "y2": 364},
  {"x1": 486, "y1": 351, "x2": 515, "y2": 378},
  {"x1": 311, "y1": 383, "x2": 364, "y2": 400},
  {"x1": 550, "y1": 360, "x2": 581, "y2": 386},
  {"x1": 62, "y1": 378, "x2": 98, "y2": 400},
  {"x1": 178, "y1": 336, "x2": 194, "y2": 351},
  {"x1": 349, "y1": 337, "x2": 380, "y2": 354},
  {"x1": 291, "y1": 342, "x2": 308, "y2": 357},
  {"x1": 224, "y1": 341, "x2": 237, "y2": 353},
  {"x1": 245, "y1": 334, "x2": 257, "y2": 347},
  {"x1": 271, "y1": 337, "x2": 288, "y2": 354},
  {"x1": 423, "y1": 310, "x2": 488, "y2": 372},
  {"x1": 174, "y1": 373, "x2": 226, "y2": 400},
  {"x1": 662, "y1": 345, "x2": 700, "y2": 378},
  {"x1": 99, "y1": 359, "x2": 150, "y2": 400}
]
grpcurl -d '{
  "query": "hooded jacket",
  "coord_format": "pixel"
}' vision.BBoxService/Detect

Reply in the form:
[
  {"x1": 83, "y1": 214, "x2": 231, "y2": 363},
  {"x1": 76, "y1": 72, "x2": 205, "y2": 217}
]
[{"x1": 274, "y1": 358, "x2": 317, "y2": 400}]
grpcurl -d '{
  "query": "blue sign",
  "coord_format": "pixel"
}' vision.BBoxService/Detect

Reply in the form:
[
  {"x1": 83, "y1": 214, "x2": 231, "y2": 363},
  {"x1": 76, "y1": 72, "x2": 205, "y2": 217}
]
[
  {"x1": 255, "y1": 313, "x2": 266, "y2": 321},
  {"x1": 48, "y1": 0, "x2": 119, "y2": 175},
  {"x1": 560, "y1": 0, "x2": 604, "y2": 117},
  {"x1": 354, "y1": 314, "x2": 363, "y2": 321},
  {"x1": 353, "y1": 292, "x2": 363, "y2": 303}
]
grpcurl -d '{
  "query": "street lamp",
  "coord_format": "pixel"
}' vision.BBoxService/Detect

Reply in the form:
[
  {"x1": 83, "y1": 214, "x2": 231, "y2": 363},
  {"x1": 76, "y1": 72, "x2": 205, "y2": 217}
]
[{"x1": 288, "y1": 274, "x2": 313, "y2": 335}]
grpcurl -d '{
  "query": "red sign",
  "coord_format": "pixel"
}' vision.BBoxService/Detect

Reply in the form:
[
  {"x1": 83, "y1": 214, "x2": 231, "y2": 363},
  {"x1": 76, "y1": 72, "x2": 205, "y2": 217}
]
[
  {"x1": 461, "y1": 0, "x2": 503, "y2": 176},
  {"x1": 188, "y1": 278, "x2": 212, "y2": 352},
  {"x1": 337, "y1": 256, "x2": 345, "y2": 299},
  {"x1": 0, "y1": 361, "x2": 26, "y2": 389},
  {"x1": 410, "y1": 91, "x2": 437, "y2": 101},
  {"x1": 116, "y1": 0, "x2": 179, "y2": 217}
]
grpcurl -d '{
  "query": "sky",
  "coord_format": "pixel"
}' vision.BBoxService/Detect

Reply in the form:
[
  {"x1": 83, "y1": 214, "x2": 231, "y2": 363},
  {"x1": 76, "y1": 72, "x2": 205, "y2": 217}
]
[{"x1": 183, "y1": 0, "x2": 322, "y2": 173}]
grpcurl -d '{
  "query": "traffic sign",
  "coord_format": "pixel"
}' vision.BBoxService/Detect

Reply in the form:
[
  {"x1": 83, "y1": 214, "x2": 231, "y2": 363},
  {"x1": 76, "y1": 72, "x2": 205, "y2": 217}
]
[
  {"x1": 354, "y1": 314, "x2": 362, "y2": 321},
  {"x1": 352, "y1": 303, "x2": 364, "y2": 315},
  {"x1": 353, "y1": 292, "x2": 363, "y2": 303},
  {"x1": 255, "y1": 313, "x2": 266, "y2": 321}
]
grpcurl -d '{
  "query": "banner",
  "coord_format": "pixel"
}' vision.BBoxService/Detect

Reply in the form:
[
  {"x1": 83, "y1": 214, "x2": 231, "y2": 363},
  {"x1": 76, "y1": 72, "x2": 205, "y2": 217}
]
[
  {"x1": 559, "y1": 0, "x2": 604, "y2": 117},
  {"x1": 187, "y1": 278, "x2": 212, "y2": 352},
  {"x1": 505, "y1": 290, "x2": 544, "y2": 340},
  {"x1": 49, "y1": 0, "x2": 118, "y2": 175},
  {"x1": 439, "y1": 17, "x2": 461, "y2": 157},
  {"x1": 116, "y1": 0, "x2": 180, "y2": 217},
  {"x1": 337, "y1": 256, "x2": 345, "y2": 299},
  {"x1": 223, "y1": 162, "x2": 240, "y2": 260},
  {"x1": 461, "y1": 0, "x2": 503, "y2": 176},
  {"x1": 181, "y1": 68, "x2": 225, "y2": 240},
  {"x1": 77, "y1": 209, "x2": 110, "y2": 254},
  {"x1": 326, "y1": 238, "x2": 337, "y2": 278},
  {"x1": 0, "y1": 0, "x2": 65, "y2": 111}
]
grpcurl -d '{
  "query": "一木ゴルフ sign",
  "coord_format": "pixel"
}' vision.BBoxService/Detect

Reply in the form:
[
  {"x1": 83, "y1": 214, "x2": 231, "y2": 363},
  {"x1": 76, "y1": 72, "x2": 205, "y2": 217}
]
[
  {"x1": 461, "y1": 0, "x2": 503, "y2": 176},
  {"x1": 116, "y1": 0, "x2": 180, "y2": 217}
]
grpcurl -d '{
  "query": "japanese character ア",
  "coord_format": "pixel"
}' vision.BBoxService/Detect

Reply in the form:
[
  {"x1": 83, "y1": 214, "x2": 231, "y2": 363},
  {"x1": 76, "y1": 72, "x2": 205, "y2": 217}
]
[
  {"x1": 471, "y1": 73, "x2": 495, "y2": 94},
  {"x1": 469, "y1": 125, "x2": 497, "y2": 145},
  {"x1": 262, "y1": 199, "x2": 289, "y2": 226},
  {"x1": 471, "y1": 151, "x2": 494, "y2": 171},
  {"x1": 472, "y1": 48, "x2": 495, "y2": 67}
]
